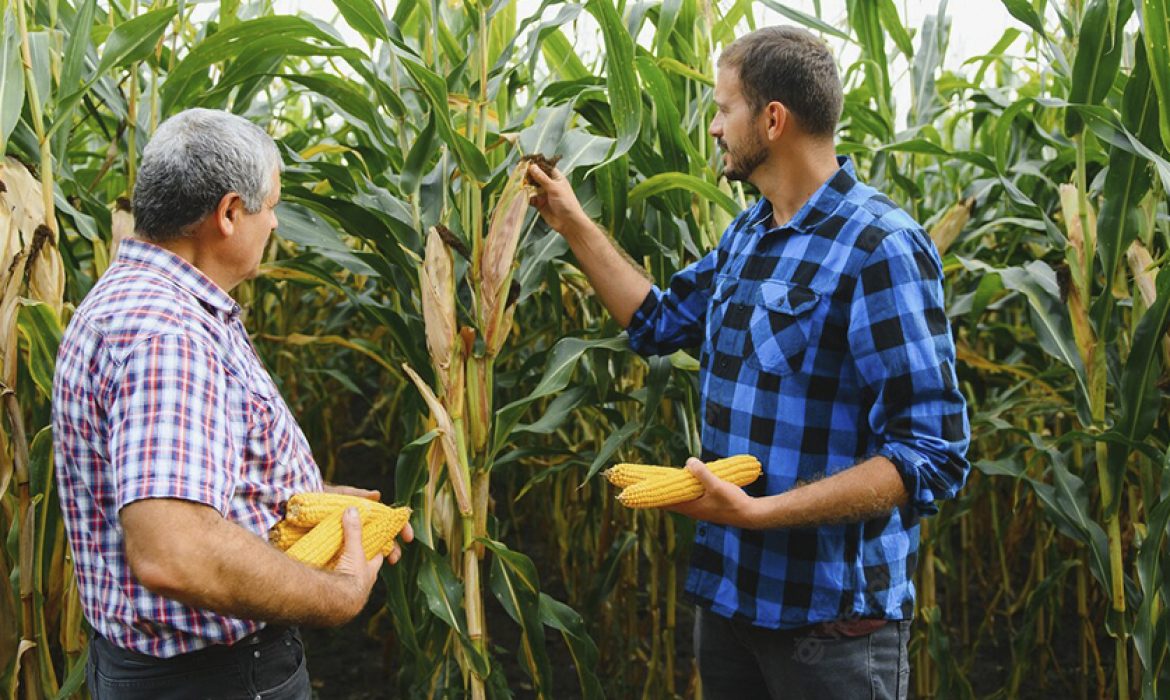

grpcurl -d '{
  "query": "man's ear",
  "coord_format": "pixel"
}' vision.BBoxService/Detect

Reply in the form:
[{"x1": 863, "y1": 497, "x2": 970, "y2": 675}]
[
  {"x1": 215, "y1": 192, "x2": 243, "y2": 237},
  {"x1": 763, "y1": 101, "x2": 789, "y2": 142}
]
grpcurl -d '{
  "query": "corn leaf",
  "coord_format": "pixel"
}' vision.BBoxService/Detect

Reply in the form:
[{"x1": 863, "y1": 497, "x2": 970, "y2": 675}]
[
  {"x1": 587, "y1": 0, "x2": 641, "y2": 162},
  {"x1": 629, "y1": 172, "x2": 740, "y2": 216},
  {"x1": 484, "y1": 539, "x2": 552, "y2": 698},
  {"x1": 756, "y1": 0, "x2": 853, "y2": 42},
  {"x1": 334, "y1": 0, "x2": 390, "y2": 42},
  {"x1": 1095, "y1": 41, "x2": 1160, "y2": 322},
  {"x1": 0, "y1": 9, "x2": 22, "y2": 154},
  {"x1": 1001, "y1": 0, "x2": 1050, "y2": 39},
  {"x1": 1143, "y1": 0, "x2": 1170, "y2": 150},
  {"x1": 538, "y1": 594, "x2": 604, "y2": 700},
  {"x1": 15, "y1": 301, "x2": 62, "y2": 403},
  {"x1": 399, "y1": 56, "x2": 491, "y2": 182},
  {"x1": 416, "y1": 546, "x2": 490, "y2": 677},
  {"x1": 1065, "y1": 0, "x2": 1133, "y2": 134}
]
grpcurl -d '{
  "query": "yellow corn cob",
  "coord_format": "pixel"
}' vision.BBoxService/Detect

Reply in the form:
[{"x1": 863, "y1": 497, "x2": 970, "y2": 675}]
[
  {"x1": 617, "y1": 455, "x2": 762, "y2": 509},
  {"x1": 359, "y1": 507, "x2": 412, "y2": 560},
  {"x1": 269, "y1": 520, "x2": 313, "y2": 551},
  {"x1": 285, "y1": 509, "x2": 346, "y2": 567},
  {"x1": 604, "y1": 464, "x2": 677, "y2": 488},
  {"x1": 285, "y1": 492, "x2": 391, "y2": 527}
]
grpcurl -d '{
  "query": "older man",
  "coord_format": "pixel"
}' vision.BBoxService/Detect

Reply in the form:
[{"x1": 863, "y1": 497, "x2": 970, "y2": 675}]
[
  {"x1": 529, "y1": 26, "x2": 969, "y2": 699},
  {"x1": 52, "y1": 108, "x2": 411, "y2": 699}
]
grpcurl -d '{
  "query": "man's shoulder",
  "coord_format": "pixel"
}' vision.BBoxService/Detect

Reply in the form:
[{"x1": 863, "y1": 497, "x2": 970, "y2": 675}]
[
  {"x1": 836, "y1": 183, "x2": 924, "y2": 255},
  {"x1": 69, "y1": 264, "x2": 224, "y2": 363}
]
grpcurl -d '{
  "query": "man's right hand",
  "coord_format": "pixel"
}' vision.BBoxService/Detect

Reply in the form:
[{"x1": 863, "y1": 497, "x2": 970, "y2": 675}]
[
  {"x1": 528, "y1": 165, "x2": 589, "y2": 236},
  {"x1": 331, "y1": 507, "x2": 385, "y2": 619}
]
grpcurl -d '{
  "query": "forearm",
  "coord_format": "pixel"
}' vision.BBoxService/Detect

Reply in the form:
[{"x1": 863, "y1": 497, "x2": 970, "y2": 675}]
[
  {"x1": 125, "y1": 502, "x2": 362, "y2": 627},
  {"x1": 562, "y1": 217, "x2": 652, "y2": 327},
  {"x1": 179, "y1": 518, "x2": 358, "y2": 626},
  {"x1": 748, "y1": 456, "x2": 908, "y2": 530}
]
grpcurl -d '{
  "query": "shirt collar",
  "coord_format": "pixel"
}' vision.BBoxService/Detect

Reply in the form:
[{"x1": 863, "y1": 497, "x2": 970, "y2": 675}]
[
  {"x1": 748, "y1": 156, "x2": 858, "y2": 235},
  {"x1": 115, "y1": 238, "x2": 241, "y2": 321}
]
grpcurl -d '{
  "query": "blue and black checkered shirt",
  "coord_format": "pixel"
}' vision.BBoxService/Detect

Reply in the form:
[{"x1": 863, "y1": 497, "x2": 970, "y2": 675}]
[{"x1": 626, "y1": 157, "x2": 970, "y2": 629}]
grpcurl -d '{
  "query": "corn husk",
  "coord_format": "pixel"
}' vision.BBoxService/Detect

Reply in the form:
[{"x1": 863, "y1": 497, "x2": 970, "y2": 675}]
[
  {"x1": 466, "y1": 354, "x2": 490, "y2": 453},
  {"x1": 403, "y1": 363, "x2": 472, "y2": 515},
  {"x1": 928, "y1": 197, "x2": 974, "y2": 255},
  {"x1": 476, "y1": 162, "x2": 532, "y2": 358},
  {"x1": 1059, "y1": 184, "x2": 1097, "y2": 371},
  {"x1": 420, "y1": 227, "x2": 464, "y2": 416},
  {"x1": 1127, "y1": 241, "x2": 1170, "y2": 368},
  {"x1": 109, "y1": 197, "x2": 135, "y2": 262}
]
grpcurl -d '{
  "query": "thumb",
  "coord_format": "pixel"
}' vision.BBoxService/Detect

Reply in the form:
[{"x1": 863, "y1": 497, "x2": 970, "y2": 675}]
[
  {"x1": 685, "y1": 458, "x2": 720, "y2": 491},
  {"x1": 527, "y1": 164, "x2": 552, "y2": 187},
  {"x1": 340, "y1": 507, "x2": 366, "y2": 562}
]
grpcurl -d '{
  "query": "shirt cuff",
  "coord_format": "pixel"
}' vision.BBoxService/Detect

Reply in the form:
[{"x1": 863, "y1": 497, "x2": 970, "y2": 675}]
[
  {"x1": 624, "y1": 287, "x2": 661, "y2": 355},
  {"x1": 877, "y1": 442, "x2": 940, "y2": 518}
]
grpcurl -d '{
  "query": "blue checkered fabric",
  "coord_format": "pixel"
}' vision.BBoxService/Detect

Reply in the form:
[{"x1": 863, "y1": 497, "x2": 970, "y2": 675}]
[{"x1": 626, "y1": 157, "x2": 969, "y2": 629}]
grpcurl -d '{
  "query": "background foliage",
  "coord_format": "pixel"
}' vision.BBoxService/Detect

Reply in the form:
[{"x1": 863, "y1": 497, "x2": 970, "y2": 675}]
[{"x1": 1, "y1": 0, "x2": 1169, "y2": 698}]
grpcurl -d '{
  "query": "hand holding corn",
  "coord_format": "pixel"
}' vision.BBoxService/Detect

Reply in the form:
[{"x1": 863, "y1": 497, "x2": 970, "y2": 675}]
[
  {"x1": 606, "y1": 455, "x2": 761, "y2": 509},
  {"x1": 270, "y1": 492, "x2": 412, "y2": 569}
]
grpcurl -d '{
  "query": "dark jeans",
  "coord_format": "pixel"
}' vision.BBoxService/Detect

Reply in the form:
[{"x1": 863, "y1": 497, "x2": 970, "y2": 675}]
[
  {"x1": 86, "y1": 625, "x2": 310, "y2": 700},
  {"x1": 695, "y1": 607, "x2": 911, "y2": 700}
]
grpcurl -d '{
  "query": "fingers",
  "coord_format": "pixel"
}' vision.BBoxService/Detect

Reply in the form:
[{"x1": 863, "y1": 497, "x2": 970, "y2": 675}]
[
  {"x1": 340, "y1": 507, "x2": 364, "y2": 557},
  {"x1": 527, "y1": 164, "x2": 560, "y2": 186},
  {"x1": 400, "y1": 522, "x2": 415, "y2": 543}
]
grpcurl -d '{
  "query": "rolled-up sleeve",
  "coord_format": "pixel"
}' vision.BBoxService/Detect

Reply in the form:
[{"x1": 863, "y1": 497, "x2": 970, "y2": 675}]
[
  {"x1": 626, "y1": 248, "x2": 719, "y2": 357},
  {"x1": 847, "y1": 229, "x2": 970, "y2": 517}
]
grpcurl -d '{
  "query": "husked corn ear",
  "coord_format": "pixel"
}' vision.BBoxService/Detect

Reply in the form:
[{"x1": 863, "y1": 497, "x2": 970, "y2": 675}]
[
  {"x1": 269, "y1": 520, "x2": 313, "y2": 551},
  {"x1": 281, "y1": 498, "x2": 412, "y2": 569},
  {"x1": 360, "y1": 507, "x2": 412, "y2": 559},
  {"x1": 285, "y1": 509, "x2": 345, "y2": 567},
  {"x1": 604, "y1": 464, "x2": 677, "y2": 488},
  {"x1": 285, "y1": 492, "x2": 390, "y2": 527},
  {"x1": 617, "y1": 455, "x2": 762, "y2": 509}
]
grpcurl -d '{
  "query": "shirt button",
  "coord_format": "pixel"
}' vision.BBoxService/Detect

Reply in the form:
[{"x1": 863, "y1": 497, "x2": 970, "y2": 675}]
[{"x1": 253, "y1": 650, "x2": 261, "y2": 658}]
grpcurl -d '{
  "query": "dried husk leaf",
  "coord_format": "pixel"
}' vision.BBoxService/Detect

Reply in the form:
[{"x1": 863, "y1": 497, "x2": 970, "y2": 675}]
[
  {"x1": 420, "y1": 227, "x2": 463, "y2": 416},
  {"x1": 477, "y1": 162, "x2": 531, "y2": 357},
  {"x1": 402, "y1": 363, "x2": 472, "y2": 515},
  {"x1": 928, "y1": 197, "x2": 973, "y2": 255}
]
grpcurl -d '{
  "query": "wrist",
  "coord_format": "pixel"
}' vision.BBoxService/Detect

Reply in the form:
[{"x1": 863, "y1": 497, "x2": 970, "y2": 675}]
[{"x1": 561, "y1": 213, "x2": 597, "y2": 241}]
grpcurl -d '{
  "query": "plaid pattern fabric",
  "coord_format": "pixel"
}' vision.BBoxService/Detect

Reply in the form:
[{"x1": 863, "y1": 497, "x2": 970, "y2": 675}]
[
  {"x1": 52, "y1": 238, "x2": 323, "y2": 658},
  {"x1": 626, "y1": 158, "x2": 969, "y2": 629}
]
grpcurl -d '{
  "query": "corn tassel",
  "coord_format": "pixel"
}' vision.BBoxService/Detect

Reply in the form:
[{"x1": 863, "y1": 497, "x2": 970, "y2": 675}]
[{"x1": 617, "y1": 455, "x2": 762, "y2": 509}]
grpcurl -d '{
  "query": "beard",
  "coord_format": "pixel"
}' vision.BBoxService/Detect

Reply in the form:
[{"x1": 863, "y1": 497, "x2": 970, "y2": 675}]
[{"x1": 718, "y1": 130, "x2": 767, "y2": 182}]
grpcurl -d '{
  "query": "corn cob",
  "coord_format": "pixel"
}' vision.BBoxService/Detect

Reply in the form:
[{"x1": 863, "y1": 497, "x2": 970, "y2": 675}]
[
  {"x1": 269, "y1": 519, "x2": 313, "y2": 551},
  {"x1": 284, "y1": 509, "x2": 346, "y2": 567},
  {"x1": 284, "y1": 492, "x2": 391, "y2": 527},
  {"x1": 604, "y1": 464, "x2": 678, "y2": 488},
  {"x1": 616, "y1": 455, "x2": 762, "y2": 509},
  {"x1": 284, "y1": 504, "x2": 412, "y2": 568}
]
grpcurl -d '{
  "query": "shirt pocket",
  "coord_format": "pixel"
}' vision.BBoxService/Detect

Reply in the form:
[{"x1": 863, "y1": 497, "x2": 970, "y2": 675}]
[{"x1": 745, "y1": 280, "x2": 820, "y2": 376}]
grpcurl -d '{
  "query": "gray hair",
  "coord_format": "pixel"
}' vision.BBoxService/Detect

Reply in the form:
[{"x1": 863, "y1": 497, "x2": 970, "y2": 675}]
[{"x1": 132, "y1": 108, "x2": 282, "y2": 242}]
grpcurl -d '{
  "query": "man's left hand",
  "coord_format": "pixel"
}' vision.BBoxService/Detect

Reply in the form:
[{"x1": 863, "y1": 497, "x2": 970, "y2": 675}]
[
  {"x1": 667, "y1": 458, "x2": 763, "y2": 529},
  {"x1": 322, "y1": 483, "x2": 381, "y2": 501}
]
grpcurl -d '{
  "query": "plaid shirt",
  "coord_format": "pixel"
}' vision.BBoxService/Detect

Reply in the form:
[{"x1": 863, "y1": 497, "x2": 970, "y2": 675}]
[
  {"x1": 52, "y1": 238, "x2": 323, "y2": 658},
  {"x1": 626, "y1": 158, "x2": 969, "y2": 629}
]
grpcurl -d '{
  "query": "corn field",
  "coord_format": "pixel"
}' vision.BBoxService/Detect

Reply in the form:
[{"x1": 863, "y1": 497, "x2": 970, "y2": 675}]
[{"x1": 1, "y1": 0, "x2": 1169, "y2": 697}]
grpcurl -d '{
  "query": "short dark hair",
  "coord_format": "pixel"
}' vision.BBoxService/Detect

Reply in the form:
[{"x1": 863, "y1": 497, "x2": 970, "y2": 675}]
[{"x1": 718, "y1": 26, "x2": 843, "y2": 138}]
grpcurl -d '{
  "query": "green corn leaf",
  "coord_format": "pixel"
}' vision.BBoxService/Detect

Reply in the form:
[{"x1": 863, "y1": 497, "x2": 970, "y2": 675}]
[
  {"x1": 334, "y1": 0, "x2": 390, "y2": 42},
  {"x1": 1002, "y1": 0, "x2": 1050, "y2": 39},
  {"x1": 756, "y1": 0, "x2": 853, "y2": 42},
  {"x1": 587, "y1": 0, "x2": 641, "y2": 162},
  {"x1": 629, "y1": 172, "x2": 740, "y2": 216},
  {"x1": 1065, "y1": 0, "x2": 1133, "y2": 134},
  {"x1": 540, "y1": 28, "x2": 589, "y2": 81},
  {"x1": 484, "y1": 539, "x2": 552, "y2": 698},
  {"x1": 878, "y1": 0, "x2": 914, "y2": 58},
  {"x1": 1094, "y1": 40, "x2": 1160, "y2": 322},
  {"x1": 416, "y1": 546, "x2": 489, "y2": 677},
  {"x1": 538, "y1": 594, "x2": 604, "y2": 700},
  {"x1": 399, "y1": 56, "x2": 491, "y2": 182},
  {"x1": 16, "y1": 301, "x2": 63, "y2": 403},
  {"x1": 0, "y1": 9, "x2": 23, "y2": 154},
  {"x1": 1143, "y1": 0, "x2": 1170, "y2": 151}
]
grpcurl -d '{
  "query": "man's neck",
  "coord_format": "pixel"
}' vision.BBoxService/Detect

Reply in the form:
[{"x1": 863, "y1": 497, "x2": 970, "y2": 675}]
[
  {"x1": 751, "y1": 140, "x2": 840, "y2": 229},
  {"x1": 143, "y1": 233, "x2": 239, "y2": 293}
]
